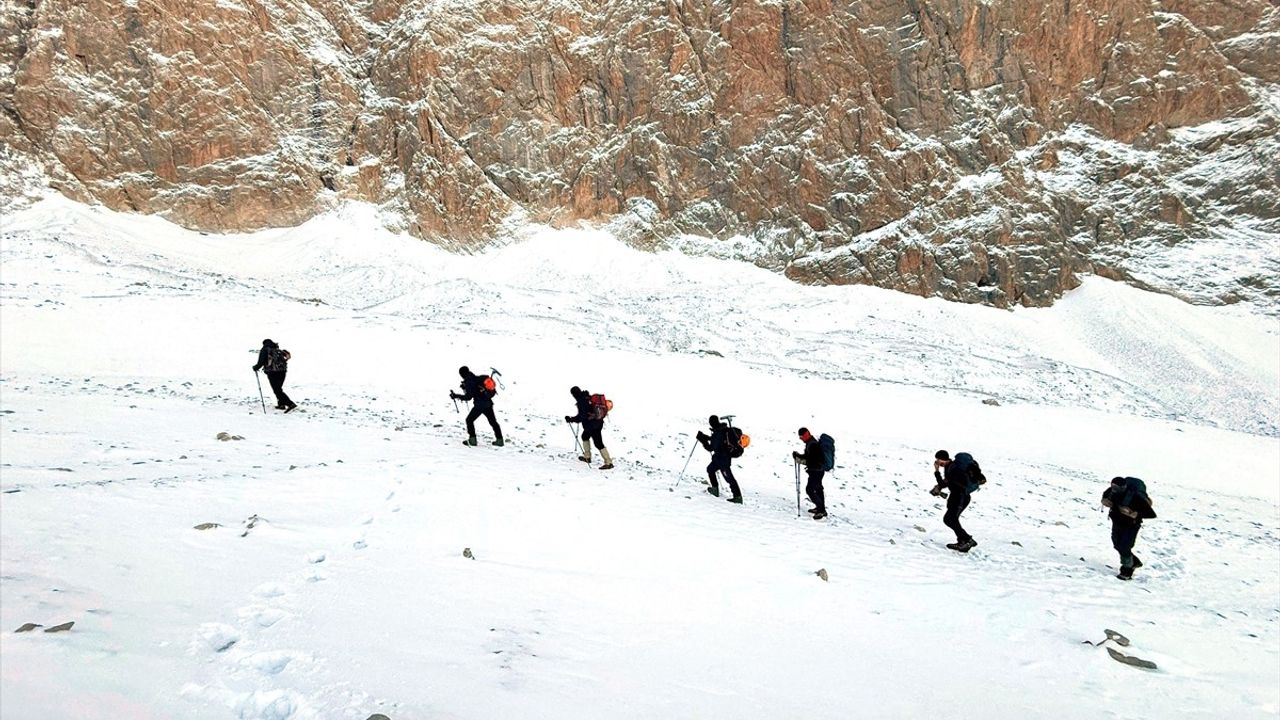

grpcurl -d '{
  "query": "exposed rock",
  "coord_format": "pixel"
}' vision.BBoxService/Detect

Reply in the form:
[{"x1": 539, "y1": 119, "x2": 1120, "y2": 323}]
[
  {"x1": 982, "y1": 398, "x2": 1001, "y2": 406},
  {"x1": 3, "y1": 0, "x2": 1276, "y2": 309},
  {"x1": 192, "y1": 522, "x2": 221, "y2": 531},
  {"x1": 14, "y1": 623, "x2": 42, "y2": 633},
  {"x1": 44, "y1": 621, "x2": 74, "y2": 633},
  {"x1": 815, "y1": 568, "x2": 829, "y2": 581},
  {"x1": 215, "y1": 432, "x2": 244, "y2": 441},
  {"x1": 462, "y1": 547, "x2": 474, "y2": 560}
]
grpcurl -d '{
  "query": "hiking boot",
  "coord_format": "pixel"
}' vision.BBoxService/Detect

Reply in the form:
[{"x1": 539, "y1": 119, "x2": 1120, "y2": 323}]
[
  {"x1": 1131, "y1": 555, "x2": 1143, "y2": 569},
  {"x1": 599, "y1": 463, "x2": 615, "y2": 470},
  {"x1": 492, "y1": 439, "x2": 504, "y2": 447},
  {"x1": 807, "y1": 507, "x2": 821, "y2": 515},
  {"x1": 1117, "y1": 565, "x2": 1135, "y2": 580},
  {"x1": 463, "y1": 436, "x2": 478, "y2": 446},
  {"x1": 275, "y1": 404, "x2": 286, "y2": 410},
  {"x1": 946, "y1": 540, "x2": 974, "y2": 553},
  {"x1": 706, "y1": 486, "x2": 720, "y2": 498},
  {"x1": 812, "y1": 511, "x2": 827, "y2": 520},
  {"x1": 283, "y1": 403, "x2": 298, "y2": 414},
  {"x1": 727, "y1": 496, "x2": 743, "y2": 504},
  {"x1": 578, "y1": 455, "x2": 592, "y2": 464}
]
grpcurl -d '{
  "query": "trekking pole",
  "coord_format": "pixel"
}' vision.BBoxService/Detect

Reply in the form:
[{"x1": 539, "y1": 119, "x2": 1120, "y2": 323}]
[
  {"x1": 674, "y1": 438, "x2": 699, "y2": 487},
  {"x1": 450, "y1": 394, "x2": 459, "y2": 414},
  {"x1": 794, "y1": 459, "x2": 802, "y2": 517},
  {"x1": 568, "y1": 420, "x2": 583, "y2": 455},
  {"x1": 254, "y1": 370, "x2": 267, "y2": 414}
]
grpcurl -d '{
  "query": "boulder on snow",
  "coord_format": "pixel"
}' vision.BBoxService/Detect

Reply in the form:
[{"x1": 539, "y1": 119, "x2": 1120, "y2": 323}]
[
  {"x1": 367, "y1": 714, "x2": 392, "y2": 720},
  {"x1": 215, "y1": 432, "x2": 244, "y2": 441},
  {"x1": 462, "y1": 548, "x2": 474, "y2": 560},
  {"x1": 44, "y1": 622, "x2": 74, "y2": 633},
  {"x1": 14, "y1": 623, "x2": 42, "y2": 633},
  {"x1": 982, "y1": 398, "x2": 1001, "y2": 406},
  {"x1": 815, "y1": 569, "x2": 829, "y2": 582}
]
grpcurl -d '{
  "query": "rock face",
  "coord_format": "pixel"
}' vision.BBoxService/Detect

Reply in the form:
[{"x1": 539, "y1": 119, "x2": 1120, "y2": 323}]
[{"x1": 3, "y1": 0, "x2": 1277, "y2": 309}]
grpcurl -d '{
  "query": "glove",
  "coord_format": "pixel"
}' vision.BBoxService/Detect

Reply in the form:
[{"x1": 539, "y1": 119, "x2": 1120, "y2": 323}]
[
  {"x1": 252, "y1": 366, "x2": 258, "y2": 371},
  {"x1": 696, "y1": 431, "x2": 708, "y2": 441},
  {"x1": 565, "y1": 416, "x2": 573, "y2": 422},
  {"x1": 449, "y1": 392, "x2": 460, "y2": 400},
  {"x1": 792, "y1": 451, "x2": 802, "y2": 461}
]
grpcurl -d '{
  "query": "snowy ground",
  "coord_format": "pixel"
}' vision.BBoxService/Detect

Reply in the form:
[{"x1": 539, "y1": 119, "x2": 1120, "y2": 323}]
[{"x1": 1, "y1": 197, "x2": 1278, "y2": 720}]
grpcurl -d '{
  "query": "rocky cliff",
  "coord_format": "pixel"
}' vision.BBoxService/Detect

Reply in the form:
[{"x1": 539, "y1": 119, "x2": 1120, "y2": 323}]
[{"x1": 3, "y1": 0, "x2": 1277, "y2": 309}]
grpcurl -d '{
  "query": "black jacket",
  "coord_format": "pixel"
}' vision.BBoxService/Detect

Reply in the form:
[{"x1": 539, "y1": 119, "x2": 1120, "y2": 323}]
[
  {"x1": 457, "y1": 373, "x2": 494, "y2": 409},
  {"x1": 799, "y1": 438, "x2": 824, "y2": 471},
  {"x1": 568, "y1": 393, "x2": 595, "y2": 424},
  {"x1": 699, "y1": 424, "x2": 731, "y2": 458},
  {"x1": 253, "y1": 341, "x2": 287, "y2": 373}
]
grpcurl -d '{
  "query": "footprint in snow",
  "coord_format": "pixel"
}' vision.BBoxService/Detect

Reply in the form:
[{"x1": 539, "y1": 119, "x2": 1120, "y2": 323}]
[
  {"x1": 240, "y1": 650, "x2": 300, "y2": 676},
  {"x1": 306, "y1": 552, "x2": 326, "y2": 564},
  {"x1": 194, "y1": 623, "x2": 240, "y2": 653},
  {"x1": 252, "y1": 583, "x2": 288, "y2": 600},
  {"x1": 353, "y1": 539, "x2": 367, "y2": 550},
  {"x1": 239, "y1": 606, "x2": 288, "y2": 628}
]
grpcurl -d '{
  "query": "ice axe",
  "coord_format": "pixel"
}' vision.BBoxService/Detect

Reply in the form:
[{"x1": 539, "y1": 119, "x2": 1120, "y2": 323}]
[{"x1": 489, "y1": 367, "x2": 505, "y2": 390}]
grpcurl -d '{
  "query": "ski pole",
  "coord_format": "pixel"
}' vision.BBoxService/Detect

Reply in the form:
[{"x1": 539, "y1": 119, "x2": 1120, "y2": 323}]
[
  {"x1": 675, "y1": 438, "x2": 699, "y2": 487},
  {"x1": 254, "y1": 370, "x2": 267, "y2": 414},
  {"x1": 451, "y1": 394, "x2": 459, "y2": 414},
  {"x1": 794, "y1": 459, "x2": 802, "y2": 517}
]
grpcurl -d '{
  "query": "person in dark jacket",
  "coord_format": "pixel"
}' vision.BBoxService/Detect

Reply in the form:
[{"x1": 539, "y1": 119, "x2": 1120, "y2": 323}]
[
  {"x1": 696, "y1": 415, "x2": 742, "y2": 503},
  {"x1": 932, "y1": 450, "x2": 983, "y2": 552},
  {"x1": 1102, "y1": 476, "x2": 1156, "y2": 580},
  {"x1": 793, "y1": 427, "x2": 827, "y2": 519},
  {"x1": 565, "y1": 386, "x2": 614, "y2": 469},
  {"x1": 450, "y1": 366, "x2": 503, "y2": 446},
  {"x1": 251, "y1": 339, "x2": 296, "y2": 412}
]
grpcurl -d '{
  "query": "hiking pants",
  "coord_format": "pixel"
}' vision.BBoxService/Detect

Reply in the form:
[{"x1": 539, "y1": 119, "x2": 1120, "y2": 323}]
[
  {"x1": 806, "y1": 469, "x2": 826, "y2": 513},
  {"x1": 708, "y1": 455, "x2": 741, "y2": 498},
  {"x1": 944, "y1": 490, "x2": 973, "y2": 543},
  {"x1": 265, "y1": 371, "x2": 293, "y2": 408},
  {"x1": 1111, "y1": 519, "x2": 1142, "y2": 568},
  {"x1": 466, "y1": 406, "x2": 503, "y2": 441},
  {"x1": 581, "y1": 420, "x2": 605, "y2": 450}
]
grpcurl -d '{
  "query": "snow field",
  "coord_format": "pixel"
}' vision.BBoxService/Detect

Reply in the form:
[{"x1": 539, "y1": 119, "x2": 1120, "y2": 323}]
[{"x1": 1, "y1": 197, "x2": 1278, "y2": 719}]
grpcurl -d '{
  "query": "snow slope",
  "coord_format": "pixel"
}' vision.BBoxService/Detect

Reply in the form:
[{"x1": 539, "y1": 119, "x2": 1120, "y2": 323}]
[{"x1": 1, "y1": 196, "x2": 1278, "y2": 719}]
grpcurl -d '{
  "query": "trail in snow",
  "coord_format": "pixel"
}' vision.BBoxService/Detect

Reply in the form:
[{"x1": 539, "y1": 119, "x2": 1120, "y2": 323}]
[{"x1": 1, "y1": 197, "x2": 1278, "y2": 720}]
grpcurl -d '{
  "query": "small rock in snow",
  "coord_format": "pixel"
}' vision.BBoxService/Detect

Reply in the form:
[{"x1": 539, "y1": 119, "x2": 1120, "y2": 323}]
[
  {"x1": 463, "y1": 548, "x2": 474, "y2": 559},
  {"x1": 815, "y1": 569, "x2": 829, "y2": 581},
  {"x1": 193, "y1": 522, "x2": 220, "y2": 531},
  {"x1": 14, "y1": 623, "x2": 43, "y2": 633},
  {"x1": 44, "y1": 622, "x2": 74, "y2": 633}
]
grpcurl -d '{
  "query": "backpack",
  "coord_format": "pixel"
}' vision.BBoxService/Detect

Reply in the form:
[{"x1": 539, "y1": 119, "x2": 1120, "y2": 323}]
[
  {"x1": 479, "y1": 375, "x2": 498, "y2": 397},
  {"x1": 818, "y1": 434, "x2": 835, "y2": 472},
  {"x1": 265, "y1": 346, "x2": 290, "y2": 372},
  {"x1": 954, "y1": 452, "x2": 986, "y2": 492},
  {"x1": 724, "y1": 424, "x2": 749, "y2": 458},
  {"x1": 1104, "y1": 477, "x2": 1156, "y2": 520},
  {"x1": 589, "y1": 393, "x2": 613, "y2": 421}
]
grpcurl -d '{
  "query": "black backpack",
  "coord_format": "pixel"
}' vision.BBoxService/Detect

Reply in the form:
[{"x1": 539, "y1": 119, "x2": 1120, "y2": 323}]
[
  {"x1": 724, "y1": 424, "x2": 748, "y2": 458},
  {"x1": 818, "y1": 434, "x2": 835, "y2": 472},
  {"x1": 265, "y1": 347, "x2": 290, "y2": 372},
  {"x1": 954, "y1": 452, "x2": 986, "y2": 492}
]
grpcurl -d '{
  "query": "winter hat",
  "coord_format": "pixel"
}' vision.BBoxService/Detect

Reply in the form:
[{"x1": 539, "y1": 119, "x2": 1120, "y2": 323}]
[
  {"x1": 570, "y1": 386, "x2": 582, "y2": 397},
  {"x1": 262, "y1": 339, "x2": 274, "y2": 347},
  {"x1": 708, "y1": 415, "x2": 720, "y2": 427},
  {"x1": 798, "y1": 427, "x2": 811, "y2": 439},
  {"x1": 459, "y1": 366, "x2": 472, "y2": 377},
  {"x1": 935, "y1": 450, "x2": 950, "y2": 461}
]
